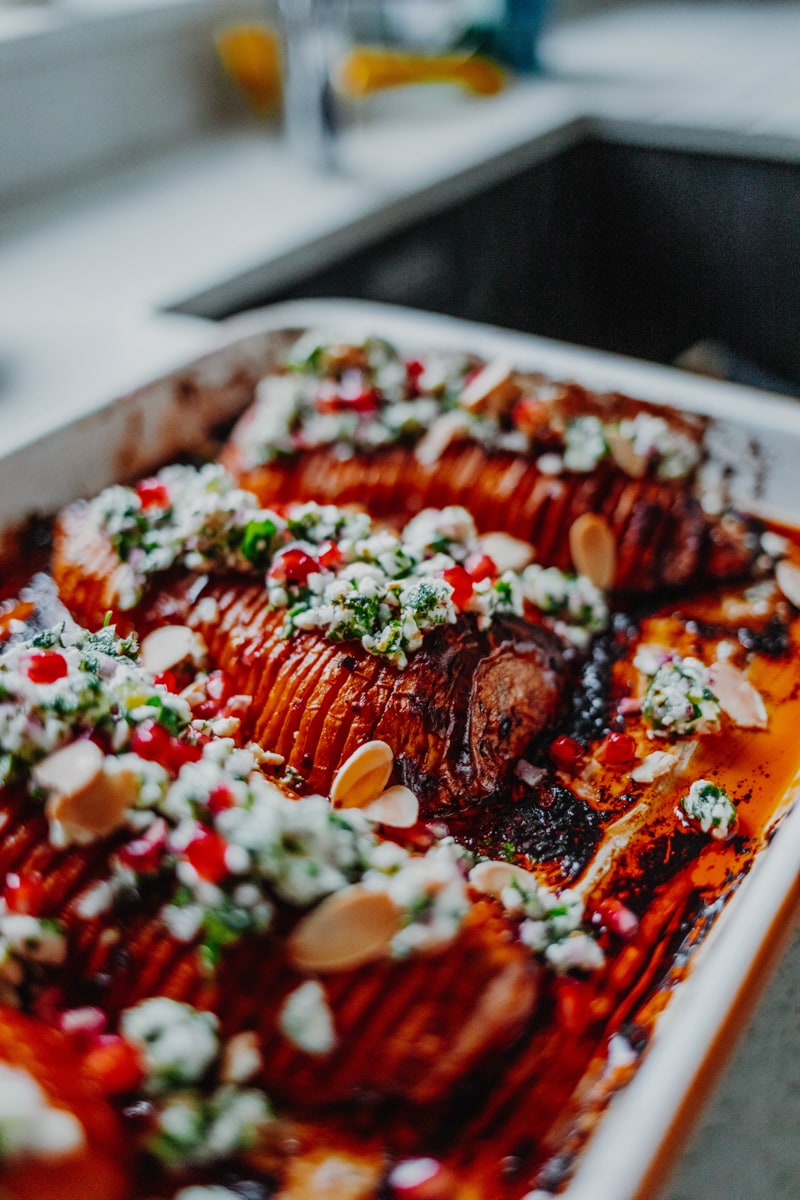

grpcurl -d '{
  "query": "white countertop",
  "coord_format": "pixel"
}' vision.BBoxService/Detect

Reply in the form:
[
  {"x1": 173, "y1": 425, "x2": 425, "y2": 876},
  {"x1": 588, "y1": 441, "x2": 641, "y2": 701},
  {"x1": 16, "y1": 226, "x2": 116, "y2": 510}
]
[
  {"x1": 2, "y1": 3, "x2": 800, "y2": 449},
  {"x1": 0, "y1": 6, "x2": 798, "y2": 1197}
]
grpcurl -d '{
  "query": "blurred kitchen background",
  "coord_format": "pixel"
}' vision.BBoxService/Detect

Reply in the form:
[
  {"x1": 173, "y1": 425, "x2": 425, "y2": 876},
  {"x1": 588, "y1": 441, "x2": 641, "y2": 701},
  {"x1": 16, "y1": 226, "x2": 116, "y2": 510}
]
[{"x1": 0, "y1": 1, "x2": 798, "y2": 1197}]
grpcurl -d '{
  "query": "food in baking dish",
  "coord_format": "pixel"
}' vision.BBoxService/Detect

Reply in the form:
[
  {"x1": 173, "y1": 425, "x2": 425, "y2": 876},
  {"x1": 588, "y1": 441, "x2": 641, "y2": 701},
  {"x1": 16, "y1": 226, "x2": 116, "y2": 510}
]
[{"x1": 2, "y1": 330, "x2": 800, "y2": 1200}]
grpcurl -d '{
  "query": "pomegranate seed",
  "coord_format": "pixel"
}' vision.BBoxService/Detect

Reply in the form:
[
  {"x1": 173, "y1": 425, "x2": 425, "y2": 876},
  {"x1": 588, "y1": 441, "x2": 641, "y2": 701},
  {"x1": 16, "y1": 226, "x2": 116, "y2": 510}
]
[
  {"x1": 118, "y1": 823, "x2": 166, "y2": 874},
  {"x1": 465, "y1": 552, "x2": 497, "y2": 582},
  {"x1": 25, "y1": 650, "x2": 68, "y2": 684},
  {"x1": 207, "y1": 784, "x2": 236, "y2": 814},
  {"x1": 135, "y1": 477, "x2": 170, "y2": 509},
  {"x1": 268, "y1": 547, "x2": 318, "y2": 587},
  {"x1": 154, "y1": 669, "x2": 178, "y2": 693},
  {"x1": 442, "y1": 566, "x2": 474, "y2": 610},
  {"x1": 130, "y1": 720, "x2": 172, "y2": 763},
  {"x1": 549, "y1": 735, "x2": 584, "y2": 772},
  {"x1": 84, "y1": 1035, "x2": 144, "y2": 1095},
  {"x1": 185, "y1": 827, "x2": 228, "y2": 883},
  {"x1": 592, "y1": 897, "x2": 639, "y2": 940},
  {"x1": 4, "y1": 871, "x2": 45, "y2": 915},
  {"x1": 598, "y1": 731, "x2": 637, "y2": 768},
  {"x1": 318, "y1": 540, "x2": 343, "y2": 570},
  {"x1": 166, "y1": 738, "x2": 204, "y2": 772}
]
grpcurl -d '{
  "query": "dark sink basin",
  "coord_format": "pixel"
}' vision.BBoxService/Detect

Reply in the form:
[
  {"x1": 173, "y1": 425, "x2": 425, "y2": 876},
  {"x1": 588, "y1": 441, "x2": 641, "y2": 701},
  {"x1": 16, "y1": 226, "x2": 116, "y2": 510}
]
[{"x1": 178, "y1": 134, "x2": 800, "y2": 394}]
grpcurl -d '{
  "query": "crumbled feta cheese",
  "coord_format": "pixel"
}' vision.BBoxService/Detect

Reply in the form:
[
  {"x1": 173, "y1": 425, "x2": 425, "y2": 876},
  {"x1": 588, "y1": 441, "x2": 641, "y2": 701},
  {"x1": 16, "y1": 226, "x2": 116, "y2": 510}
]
[
  {"x1": 641, "y1": 656, "x2": 721, "y2": 737},
  {"x1": 0, "y1": 1065, "x2": 86, "y2": 1162},
  {"x1": 120, "y1": 998, "x2": 219, "y2": 1093},
  {"x1": 681, "y1": 779, "x2": 738, "y2": 840},
  {"x1": 279, "y1": 981, "x2": 337, "y2": 1056},
  {"x1": 563, "y1": 416, "x2": 607, "y2": 472}
]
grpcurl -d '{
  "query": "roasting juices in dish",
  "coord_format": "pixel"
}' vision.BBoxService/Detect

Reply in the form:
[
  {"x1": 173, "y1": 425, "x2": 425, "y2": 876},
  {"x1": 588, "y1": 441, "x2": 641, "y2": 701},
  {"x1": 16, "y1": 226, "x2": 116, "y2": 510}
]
[{"x1": 2, "y1": 330, "x2": 800, "y2": 1199}]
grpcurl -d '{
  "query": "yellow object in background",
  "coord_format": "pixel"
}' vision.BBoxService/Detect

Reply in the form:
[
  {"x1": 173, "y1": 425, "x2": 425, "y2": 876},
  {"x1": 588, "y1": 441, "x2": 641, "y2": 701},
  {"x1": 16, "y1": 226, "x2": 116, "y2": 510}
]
[
  {"x1": 338, "y1": 46, "x2": 505, "y2": 98},
  {"x1": 215, "y1": 23, "x2": 282, "y2": 115},
  {"x1": 215, "y1": 22, "x2": 506, "y2": 118}
]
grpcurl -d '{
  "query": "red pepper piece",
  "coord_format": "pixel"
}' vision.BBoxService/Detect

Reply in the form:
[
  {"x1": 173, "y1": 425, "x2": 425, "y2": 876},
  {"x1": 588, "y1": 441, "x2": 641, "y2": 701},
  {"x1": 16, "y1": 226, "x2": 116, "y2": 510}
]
[
  {"x1": 207, "y1": 783, "x2": 237, "y2": 814},
  {"x1": 592, "y1": 897, "x2": 640, "y2": 940}
]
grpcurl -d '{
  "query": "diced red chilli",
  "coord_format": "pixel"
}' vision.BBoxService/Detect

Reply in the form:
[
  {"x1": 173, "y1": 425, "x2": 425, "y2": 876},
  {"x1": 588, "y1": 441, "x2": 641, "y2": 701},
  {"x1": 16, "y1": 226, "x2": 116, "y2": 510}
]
[
  {"x1": 135, "y1": 478, "x2": 170, "y2": 510},
  {"x1": 4, "y1": 870, "x2": 45, "y2": 915},
  {"x1": 465, "y1": 553, "x2": 497, "y2": 582},
  {"x1": 84, "y1": 1035, "x2": 145, "y2": 1096},
  {"x1": 549, "y1": 735, "x2": 584, "y2": 772},
  {"x1": 117, "y1": 831, "x2": 165, "y2": 875},
  {"x1": 598, "y1": 732, "x2": 637, "y2": 768},
  {"x1": 442, "y1": 566, "x2": 474, "y2": 610},
  {"x1": 185, "y1": 827, "x2": 229, "y2": 884},
  {"x1": 25, "y1": 650, "x2": 68, "y2": 684}
]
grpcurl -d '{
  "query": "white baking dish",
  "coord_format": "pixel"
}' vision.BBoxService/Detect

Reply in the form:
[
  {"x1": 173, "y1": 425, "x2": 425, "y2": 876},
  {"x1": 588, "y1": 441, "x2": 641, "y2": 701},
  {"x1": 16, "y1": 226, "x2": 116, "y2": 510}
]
[{"x1": 2, "y1": 298, "x2": 799, "y2": 1200}]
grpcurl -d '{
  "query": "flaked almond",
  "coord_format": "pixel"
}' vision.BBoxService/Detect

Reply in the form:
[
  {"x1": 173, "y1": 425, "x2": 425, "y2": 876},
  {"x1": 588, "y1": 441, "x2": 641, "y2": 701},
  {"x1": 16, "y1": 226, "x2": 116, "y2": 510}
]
[
  {"x1": 630, "y1": 750, "x2": 677, "y2": 783},
  {"x1": 362, "y1": 785, "x2": 419, "y2": 829},
  {"x1": 776, "y1": 559, "x2": 800, "y2": 609},
  {"x1": 606, "y1": 431, "x2": 648, "y2": 479},
  {"x1": 414, "y1": 411, "x2": 471, "y2": 467},
  {"x1": 32, "y1": 739, "x2": 104, "y2": 798},
  {"x1": 569, "y1": 513, "x2": 616, "y2": 589},
  {"x1": 140, "y1": 624, "x2": 207, "y2": 675},
  {"x1": 478, "y1": 532, "x2": 536, "y2": 574},
  {"x1": 330, "y1": 741, "x2": 394, "y2": 809},
  {"x1": 458, "y1": 360, "x2": 520, "y2": 418},
  {"x1": 469, "y1": 859, "x2": 537, "y2": 900},
  {"x1": 709, "y1": 659, "x2": 768, "y2": 730},
  {"x1": 36, "y1": 745, "x2": 138, "y2": 842},
  {"x1": 287, "y1": 884, "x2": 400, "y2": 973}
]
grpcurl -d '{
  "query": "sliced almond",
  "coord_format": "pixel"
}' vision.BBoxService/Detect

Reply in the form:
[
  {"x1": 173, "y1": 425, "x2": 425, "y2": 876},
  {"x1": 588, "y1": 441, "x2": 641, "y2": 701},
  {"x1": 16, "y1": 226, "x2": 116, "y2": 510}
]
[
  {"x1": 569, "y1": 513, "x2": 616, "y2": 589},
  {"x1": 32, "y1": 739, "x2": 104, "y2": 797},
  {"x1": 478, "y1": 532, "x2": 536, "y2": 574},
  {"x1": 709, "y1": 659, "x2": 768, "y2": 730},
  {"x1": 469, "y1": 859, "x2": 537, "y2": 900},
  {"x1": 458, "y1": 360, "x2": 521, "y2": 418},
  {"x1": 35, "y1": 743, "x2": 138, "y2": 841},
  {"x1": 606, "y1": 431, "x2": 648, "y2": 479},
  {"x1": 361, "y1": 785, "x2": 419, "y2": 829},
  {"x1": 630, "y1": 750, "x2": 677, "y2": 783},
  {"x1": 140, "y1": 624, "x2": 207, "y2": 675},
  {"x1": 414, "y1": 411, "x2": 471, "y2": 467},
  {"x1": 330, "y1": 741, "x2": 394, "y2": 809},
  {"x1": 287, "y1": 884, "x2": 400, "y2": 973},
  {"x1": 776, "y1": 559, "x2": 800, "y2": 609}
]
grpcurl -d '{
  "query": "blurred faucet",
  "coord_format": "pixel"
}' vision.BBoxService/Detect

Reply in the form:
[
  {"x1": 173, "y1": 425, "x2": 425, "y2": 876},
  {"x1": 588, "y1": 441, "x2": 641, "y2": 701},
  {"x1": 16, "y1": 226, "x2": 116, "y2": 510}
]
[{"x1": 276, "y1": 0, "x2": 344, "y2": 170}]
